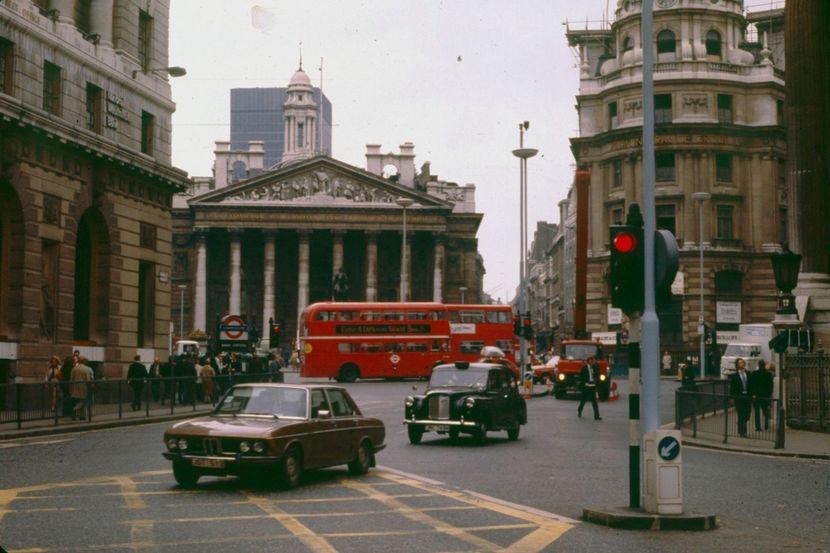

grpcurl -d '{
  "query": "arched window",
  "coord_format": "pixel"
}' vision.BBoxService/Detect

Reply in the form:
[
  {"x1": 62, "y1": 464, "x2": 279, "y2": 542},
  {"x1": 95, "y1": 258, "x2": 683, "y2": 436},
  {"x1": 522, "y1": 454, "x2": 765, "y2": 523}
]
[
  {"x1": 705, "y1": 30, "x2": 722, "y2": 57},
  {"x1": 622, "y1": 36, "x2": 634, "y2": 52},
  {"x1": 656, "y1": 30, "x2": 676, "y2": 55}
]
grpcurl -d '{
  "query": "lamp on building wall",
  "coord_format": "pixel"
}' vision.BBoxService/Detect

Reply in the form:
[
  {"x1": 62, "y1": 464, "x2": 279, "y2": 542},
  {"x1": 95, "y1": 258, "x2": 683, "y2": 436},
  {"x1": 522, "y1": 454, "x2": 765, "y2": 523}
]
[
  {"x1": 513, "y1": 121, "x2": 538, "y2": 373},
  {"x1": 396, "y1": 197, "x2": 415, "y2": 301},
  {"x1": 131, "y1": 66, "x2": 187, "y2": 79},
  {"x1": 771, "y1": 245, "x2": 802, "y2": 318},
  {"x1": 692, "y1": 191, "x2": 711, "y2": 378}
]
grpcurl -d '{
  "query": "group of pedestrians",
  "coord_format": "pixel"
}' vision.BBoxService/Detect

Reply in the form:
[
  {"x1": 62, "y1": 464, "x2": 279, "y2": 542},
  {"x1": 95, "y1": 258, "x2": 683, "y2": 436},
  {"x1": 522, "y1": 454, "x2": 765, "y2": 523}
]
[
  {"x1": 729, "y1": 357, "x2": 775, "y2": 437},
  {"x1": 44, "y1": 351, "x2": 96, "y2": 420}
]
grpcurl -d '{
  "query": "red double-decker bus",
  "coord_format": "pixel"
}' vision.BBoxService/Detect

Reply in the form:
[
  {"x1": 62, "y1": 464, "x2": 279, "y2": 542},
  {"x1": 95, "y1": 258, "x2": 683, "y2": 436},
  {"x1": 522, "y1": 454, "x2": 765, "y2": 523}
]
[
  {"x1": 445, "y1": 304, "x2": 518, "y2": 362},
  {"x1": 299, "y1": 302, "x2": 452, "y2": 382}
]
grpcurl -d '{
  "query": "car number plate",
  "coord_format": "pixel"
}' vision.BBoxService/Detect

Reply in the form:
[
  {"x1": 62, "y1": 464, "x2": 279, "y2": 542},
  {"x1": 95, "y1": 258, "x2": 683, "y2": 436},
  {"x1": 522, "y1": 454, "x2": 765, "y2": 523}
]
[
  {"x1": 192, "y1": 458, "x2": 225, "y2": 469},
  {"x1": 426, "y1": 424, "x2": 449, "y2": 432}
]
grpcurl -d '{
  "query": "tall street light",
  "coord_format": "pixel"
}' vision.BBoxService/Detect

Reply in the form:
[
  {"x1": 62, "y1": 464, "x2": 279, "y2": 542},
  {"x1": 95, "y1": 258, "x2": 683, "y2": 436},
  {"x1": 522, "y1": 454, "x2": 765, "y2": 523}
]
[
  {"x1": 177, "y1": 284, "x2": 187, "y2": 339},
  {"x1": 396, "y1": 197, "x2": 415, "y2": 302},
  {"x1": 692, "y1": 191, "x2": 711, "y2": 379},
  {"x1": 513, "y1": 121, "x2": 538, "y2": 374}
]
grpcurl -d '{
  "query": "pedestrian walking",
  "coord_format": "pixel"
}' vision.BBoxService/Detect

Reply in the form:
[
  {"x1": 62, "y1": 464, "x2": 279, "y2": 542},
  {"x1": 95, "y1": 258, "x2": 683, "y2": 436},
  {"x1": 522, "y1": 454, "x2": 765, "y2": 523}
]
[
  {"x1": 149, "y1": 357, "x2": 161, "y2": 403},
  {"x1": 70, "y1": 356, "x2": 94, "y2": 420},
  {"x1": 749, "y1": 359, "x2": 774, "y2": 431},
  {"x1": 127, "y1": 355, "x2": 148, "y2": 411},
  {"x1": 729, "y1": 357, "x2": 752, "y2": 437},
  {"x1": 577, "y1": 356, "x2": 602, "y2": 420},
  {"x1": 198, "y1": 359, "x2": 216, "y2": 404},
  {"x1": 661, "y1": 351, "x2": 672, "y2": 374},
  {"x1": 160, "y1": 357, "x2": 173, "y2": 405},
  {"x1": 44, "y1": 355, "x2": 63, "y2": 413}
]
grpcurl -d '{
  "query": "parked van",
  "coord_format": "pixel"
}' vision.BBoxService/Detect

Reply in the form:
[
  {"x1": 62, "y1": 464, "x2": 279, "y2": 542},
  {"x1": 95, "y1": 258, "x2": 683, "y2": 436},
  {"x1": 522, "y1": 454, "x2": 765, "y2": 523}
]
[{"x1": 719, "y1": 324, "x2": 774, "y2": 378}]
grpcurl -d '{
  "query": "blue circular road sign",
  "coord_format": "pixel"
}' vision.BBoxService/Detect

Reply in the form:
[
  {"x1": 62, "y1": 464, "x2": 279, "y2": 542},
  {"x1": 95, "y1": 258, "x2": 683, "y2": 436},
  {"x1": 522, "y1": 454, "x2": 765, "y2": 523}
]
[{"x1": 658, "y1": 436, "x2": 680, "y2": 461}]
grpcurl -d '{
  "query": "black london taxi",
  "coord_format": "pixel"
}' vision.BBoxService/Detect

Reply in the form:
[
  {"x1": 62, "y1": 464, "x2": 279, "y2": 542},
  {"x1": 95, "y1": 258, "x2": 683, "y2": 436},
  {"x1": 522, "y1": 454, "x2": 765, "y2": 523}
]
[{"x1": 403, "y1": 361, "x2": 527, "y2": 445}]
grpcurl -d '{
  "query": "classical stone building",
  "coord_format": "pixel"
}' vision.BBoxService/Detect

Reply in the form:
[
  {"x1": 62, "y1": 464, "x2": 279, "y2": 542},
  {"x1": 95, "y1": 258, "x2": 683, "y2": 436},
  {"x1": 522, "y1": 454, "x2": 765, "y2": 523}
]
[
  {"x1": 172, "y1": 68, "x2": 484, "y2": 349},
  {"x1": 0, "y1": 0, "x2": 186, "y2": 380},
  {"x1": 566, "y1": 0, "x2": 786, "y2": 356}
]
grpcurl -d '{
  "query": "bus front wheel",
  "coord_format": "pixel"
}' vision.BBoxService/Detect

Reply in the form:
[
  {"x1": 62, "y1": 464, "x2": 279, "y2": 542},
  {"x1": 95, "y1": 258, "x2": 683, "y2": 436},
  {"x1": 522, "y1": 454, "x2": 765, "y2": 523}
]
[{"x1": 338, "y1": 364, "x2": 359, "y2": 383}]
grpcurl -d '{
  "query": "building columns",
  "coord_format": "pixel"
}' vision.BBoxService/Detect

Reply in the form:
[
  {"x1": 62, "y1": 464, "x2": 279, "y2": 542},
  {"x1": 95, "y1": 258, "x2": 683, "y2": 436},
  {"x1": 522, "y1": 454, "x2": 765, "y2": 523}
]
[
  {"x1": 90, "y1": 0, "x2": 114, "y2": 47},
  {"x1": 193, "y1": 230, "x2": 207, "y2": 332},
  {"x1": 229, "y1": 231, "x2": 242, "y2": 315},
  {"x1": 297, "y1": 230, "x2": 310, "y2": 316},
  {"x1": 332, "y1": 230, "x2": 344, "y2": 278},
  {"x1": 365, "y1": 231, "x2": 378, "y2": 301},
  {"x1": 433, "y1": 235, "x2": 445, "y2": 302},
  {"x1": 262, "y1": 232, "x2": 276, "y2": 330}
]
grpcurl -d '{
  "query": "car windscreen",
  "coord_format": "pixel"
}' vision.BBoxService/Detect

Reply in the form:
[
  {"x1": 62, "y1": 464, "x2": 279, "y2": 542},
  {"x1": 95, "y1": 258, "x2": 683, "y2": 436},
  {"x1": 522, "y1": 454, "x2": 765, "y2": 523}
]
[
  {"x1": 561, "y1": 344, "x2": 601, "y2": 360},
  {"x1": 214, "y1": 387, "x2": 307, "y2": 419},
  {"x1": 429, "y1": 368, "x2": 488, "y2": 389}
]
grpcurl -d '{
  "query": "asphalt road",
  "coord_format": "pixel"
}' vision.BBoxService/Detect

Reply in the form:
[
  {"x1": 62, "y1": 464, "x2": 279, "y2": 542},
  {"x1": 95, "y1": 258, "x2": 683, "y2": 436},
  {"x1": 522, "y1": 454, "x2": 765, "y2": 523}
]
[{"x1": 0, "y1": 378, "x2": 828, "y2": 552}]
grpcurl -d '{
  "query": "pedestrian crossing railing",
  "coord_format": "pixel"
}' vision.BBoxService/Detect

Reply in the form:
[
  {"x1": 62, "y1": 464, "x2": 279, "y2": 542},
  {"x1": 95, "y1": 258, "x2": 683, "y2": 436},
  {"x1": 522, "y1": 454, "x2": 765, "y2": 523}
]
[
  {"x1": 0, "y1": 372, "x2": 279, "y2": 430},
  {"x1": 675, "y1": 381, "x2": 780, "y2": 447}
]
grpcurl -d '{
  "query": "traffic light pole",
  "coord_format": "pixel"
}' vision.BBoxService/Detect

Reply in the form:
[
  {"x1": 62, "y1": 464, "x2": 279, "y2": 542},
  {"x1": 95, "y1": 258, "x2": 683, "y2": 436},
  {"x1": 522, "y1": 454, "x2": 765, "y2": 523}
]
[
  {"x1": 640, "y1": 0, "x2": 660, "y2": 437},
  {"x1": 628, "y1": 318, "x2": 641, "y2": 509}
]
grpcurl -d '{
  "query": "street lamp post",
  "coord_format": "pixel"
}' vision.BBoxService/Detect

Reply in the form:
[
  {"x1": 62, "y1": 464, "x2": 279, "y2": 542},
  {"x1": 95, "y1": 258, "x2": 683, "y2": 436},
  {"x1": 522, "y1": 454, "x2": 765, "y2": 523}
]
[
  {"x1": 396, "y1": 198, "x2": 415, "y2": 302},
  {"x1": 693, "y1": 191, "x2": 711, "y2": 379},
  {"x1": 513, "y1": 122, "x2": 538, "y2": 375},
  {"x1": 177, "y1": 284, "x2": 187, "y2": 339},
  {"x1": 459, "y1": 286, "x2": 467, "y2": 304}
]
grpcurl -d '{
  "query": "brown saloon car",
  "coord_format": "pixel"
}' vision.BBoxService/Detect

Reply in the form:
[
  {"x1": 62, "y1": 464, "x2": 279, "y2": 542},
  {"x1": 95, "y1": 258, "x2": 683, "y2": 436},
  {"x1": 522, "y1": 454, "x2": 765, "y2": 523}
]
[{"x1": 163, "y1": 384, "x2": 386, "y2": 488}]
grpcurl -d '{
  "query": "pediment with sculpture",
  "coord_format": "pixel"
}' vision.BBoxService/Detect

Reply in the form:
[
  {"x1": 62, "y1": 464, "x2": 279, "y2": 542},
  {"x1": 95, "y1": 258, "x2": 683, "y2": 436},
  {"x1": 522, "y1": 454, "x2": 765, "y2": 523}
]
[{"x1": 191, "y1": 159, "x2": 446, "y2": 209}]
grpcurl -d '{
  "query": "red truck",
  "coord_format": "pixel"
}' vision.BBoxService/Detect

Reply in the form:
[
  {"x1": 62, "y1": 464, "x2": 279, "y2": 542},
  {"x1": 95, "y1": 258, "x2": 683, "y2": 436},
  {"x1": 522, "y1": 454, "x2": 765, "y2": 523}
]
[{"x1": 552, "y1": 339, "x2": 612, "y2": 401}]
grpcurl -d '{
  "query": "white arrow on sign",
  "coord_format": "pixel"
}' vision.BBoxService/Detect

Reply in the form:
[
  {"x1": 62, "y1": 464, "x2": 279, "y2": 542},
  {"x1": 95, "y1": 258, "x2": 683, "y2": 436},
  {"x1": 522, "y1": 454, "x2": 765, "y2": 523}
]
[{"x1": 660, "y1": 440, "x2": 678, "y2": 459}]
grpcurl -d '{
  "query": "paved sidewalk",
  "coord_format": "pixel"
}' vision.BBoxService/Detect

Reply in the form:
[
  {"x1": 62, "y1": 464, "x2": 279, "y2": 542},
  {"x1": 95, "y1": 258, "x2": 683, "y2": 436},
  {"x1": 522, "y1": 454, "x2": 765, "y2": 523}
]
[{"x1": 679, "y1": 423, "x2": 830, "y2": 459}]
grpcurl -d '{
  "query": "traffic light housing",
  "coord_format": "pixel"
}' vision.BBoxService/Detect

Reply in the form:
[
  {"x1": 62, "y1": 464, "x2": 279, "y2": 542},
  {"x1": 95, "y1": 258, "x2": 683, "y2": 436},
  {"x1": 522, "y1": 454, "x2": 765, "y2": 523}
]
[
  {"x1": 269, "y1": 323, "x2": 281, "y2": 344},
  {"x1": 513, "y1": 315, "x2": 522, "y2": 336},
  {"x1": 609, "y1": 224, "x2": 645, "y2": 316},
  {"x1": 522, "y1": 313, "x2": 533, "y2": 340}
]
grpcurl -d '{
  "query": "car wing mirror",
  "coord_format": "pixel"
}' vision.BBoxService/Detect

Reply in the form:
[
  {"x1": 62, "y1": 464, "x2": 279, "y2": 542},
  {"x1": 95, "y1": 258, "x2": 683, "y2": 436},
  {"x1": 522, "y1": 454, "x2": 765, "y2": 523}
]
[{"x1": 316, "y1": 409, "x2": 331, "y2": 419}]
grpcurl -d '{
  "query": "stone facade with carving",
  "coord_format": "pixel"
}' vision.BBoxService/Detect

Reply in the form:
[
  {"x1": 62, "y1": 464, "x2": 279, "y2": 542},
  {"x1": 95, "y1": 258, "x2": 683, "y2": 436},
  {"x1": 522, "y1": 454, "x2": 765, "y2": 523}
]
[
  {"x1": 172, "y1": 141, "x2": 483, "y2": 348},
  {"x1": 563, "y1": 0, "x2": 786, "y2": 358}
]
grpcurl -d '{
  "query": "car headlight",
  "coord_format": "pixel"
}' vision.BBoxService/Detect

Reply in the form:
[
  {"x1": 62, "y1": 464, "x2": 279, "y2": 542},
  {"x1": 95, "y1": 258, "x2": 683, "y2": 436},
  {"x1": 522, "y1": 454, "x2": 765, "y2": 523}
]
[
  {"x1": 599, "y1": 374, "x2": 607, "y2": 381},
  {"x1": 464, "y1": 397, "x2": 476, "y2": 409},
  {"x1": 405, "y1": 396, "x2": 415, "y2": 407},
  {"x1": 177, "y1": 439, "x2": 188, "y2": 451},
  {"x1": 558, "y1": 373, "x2": 566, "y2": 381},
  {"x1": 253, "y1": 442, "x2": 265, "y2": 453},
  {"x1": 166, "y1": 438, "x2": 178, "y2": 450},
  {"x1": 239, "y1": 441, "x2": 251, "y2": 453}
]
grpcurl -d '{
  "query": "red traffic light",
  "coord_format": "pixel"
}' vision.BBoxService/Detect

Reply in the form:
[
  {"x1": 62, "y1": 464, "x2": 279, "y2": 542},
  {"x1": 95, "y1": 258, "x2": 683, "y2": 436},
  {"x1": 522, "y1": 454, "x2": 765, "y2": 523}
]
[{"x1": 613, "y1": 231, "x2": 637, "y2": 254}]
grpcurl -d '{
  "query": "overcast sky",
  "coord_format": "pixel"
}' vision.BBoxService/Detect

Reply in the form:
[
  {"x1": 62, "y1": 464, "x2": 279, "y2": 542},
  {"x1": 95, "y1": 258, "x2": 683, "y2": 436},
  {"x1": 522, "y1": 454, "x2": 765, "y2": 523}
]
[{"x1": 169, "y1": 1, "x2": 611, "y2": 303}]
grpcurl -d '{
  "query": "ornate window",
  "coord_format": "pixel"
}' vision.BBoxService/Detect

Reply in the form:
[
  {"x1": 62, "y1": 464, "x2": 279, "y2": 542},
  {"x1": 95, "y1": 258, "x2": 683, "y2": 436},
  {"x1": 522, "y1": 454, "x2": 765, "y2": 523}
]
[
  {"x1": 138, "y1": 10, "x2": 153, "y2": 70},
  {"x1": 716, "y1": 205, "x2": 734, "y2": 240},
  {"x1": 715, "y1": 153, "x2": 732, "y2": 183},
  {"x1": 655, "y1": 152, "x2": 675, "y2": 182},
  {"x1": 705, "y1": 30, "x2": 722, "y2": 58},
  {"x1": 656, "y1": 204, "x2": 676, "y2": 235},
  {"x1": 717, "y1": 94, "x2": 733, "y2": 123},
  {"x1": 0, "y1": 38, "x2": 13, "y2": 95},
  {"x1": 655, "y1": 94, "x2": 672, "y2": 123},
  {"x1": 608, "y1": 101, "x2": 618, "y2": 130},
  {"x1": 656, "y1": 30, "x2": 677, "y2": 59},
  {"x1": 86, "y1": 83, "x2": 102, "y2": 133},
  {"x1": 42, "y1": 61, "x2": 61, "y2": 115},
  {"x1": 141, "y1": 110, "x2": 154, "y2": 155}
]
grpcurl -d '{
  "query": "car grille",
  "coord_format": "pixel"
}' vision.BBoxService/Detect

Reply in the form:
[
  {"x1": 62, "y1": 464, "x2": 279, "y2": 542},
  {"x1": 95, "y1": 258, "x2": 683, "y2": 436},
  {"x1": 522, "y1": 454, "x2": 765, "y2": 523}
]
[
  {"x1": 188, "y1": 438, "x2": 234, "y2": 456},
  {"x1": 428, "y1": 395, "x2": 450, "y2": 420}
]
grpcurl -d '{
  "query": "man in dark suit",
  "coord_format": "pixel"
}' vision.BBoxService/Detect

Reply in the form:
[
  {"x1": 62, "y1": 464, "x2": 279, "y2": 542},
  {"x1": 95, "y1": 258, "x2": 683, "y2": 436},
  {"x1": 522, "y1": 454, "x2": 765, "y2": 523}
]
[
  {"x1": 127, "y1": 355, "x2": 148, "y2": 411},
  {"x1": 749, "y1": 359, "x2": 774, "y2": 431},
  {"x1": 578, "y1": 356, "x2": 602, "y2": 420},
  {"x1": 729, "y1": 357, "x2": 752, "y2": 436}
]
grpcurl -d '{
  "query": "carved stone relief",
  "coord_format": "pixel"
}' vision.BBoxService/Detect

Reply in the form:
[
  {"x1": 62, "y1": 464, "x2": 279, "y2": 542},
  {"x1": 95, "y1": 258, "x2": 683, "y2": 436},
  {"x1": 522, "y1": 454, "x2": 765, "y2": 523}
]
[
  {"x1": 225, "y1": 170, "x2": 397, "y2": 204},
  {"x1": 682, "y1": 94, "x2": 708, "y2": 113}
]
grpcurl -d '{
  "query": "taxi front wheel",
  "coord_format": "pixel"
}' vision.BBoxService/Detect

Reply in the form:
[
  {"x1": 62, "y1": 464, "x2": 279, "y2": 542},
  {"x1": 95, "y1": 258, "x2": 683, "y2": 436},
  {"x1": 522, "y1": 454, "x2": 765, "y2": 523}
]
[{"x1": 407, "y1": 424, "x2": 424, "y2": 444}]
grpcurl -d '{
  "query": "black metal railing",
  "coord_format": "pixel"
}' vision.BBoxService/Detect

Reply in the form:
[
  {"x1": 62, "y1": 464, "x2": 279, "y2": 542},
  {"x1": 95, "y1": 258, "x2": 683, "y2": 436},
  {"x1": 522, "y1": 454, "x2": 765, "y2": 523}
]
[
  {"x1": 676, "y1": 380, "x2": 780, "y2": 447},
  {"x1": 785, "y1": 353, "x2": 830, "y2": 432},
  {"x1": 0, "y1": 371, "x2": 281, "y2": 430}
]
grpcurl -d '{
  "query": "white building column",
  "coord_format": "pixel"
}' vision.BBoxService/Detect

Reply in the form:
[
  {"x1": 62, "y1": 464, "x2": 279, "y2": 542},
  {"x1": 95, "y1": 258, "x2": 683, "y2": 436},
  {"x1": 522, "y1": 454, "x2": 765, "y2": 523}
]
[
  {"x1": 365, "y1": 231, "x2": 378, "y2": 301},
  {"x1": 193, "y1": 230, "x2": 207, "y2": 332},
  {"x1": 332, "y1": 230, "x2": 344, "y2": 277},
  {"x1": 90, "y1": 0, "x2": 114, "y2": 47},
  {"x1": 229, "y1": 230, "x2": 242, "y2": 315},
  {"x1": 297, "y1": 230, "x2": 310, "y2": 317},
  {"x1": 262, "y1": 231, "x2": 276, "y2": 330},
  {"x1": 433, "y1": 235, "x2": 445, "y2": 302}
]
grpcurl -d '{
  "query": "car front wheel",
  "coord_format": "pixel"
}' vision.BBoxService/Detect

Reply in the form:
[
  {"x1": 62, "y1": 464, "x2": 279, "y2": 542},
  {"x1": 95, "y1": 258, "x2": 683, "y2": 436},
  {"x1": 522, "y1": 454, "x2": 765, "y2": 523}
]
[
  {"x1": 172, "y1": 461, "x2": 199, "y2": 488},
  {"x1": 348, "y1": 441, "x2": 372, "y2": 475},
  {"x1": 507, "y1": 425, "x2": 520, "y2": 441},
  {"x1": 407, "y1": 424, "x2": 424, "y2": 444},
  {"x1": 474, "y1": 423, "x2": 487, "y2": 445},
  {"x1": 280, "y1": 446, "x2": 303, "y2": 489}
]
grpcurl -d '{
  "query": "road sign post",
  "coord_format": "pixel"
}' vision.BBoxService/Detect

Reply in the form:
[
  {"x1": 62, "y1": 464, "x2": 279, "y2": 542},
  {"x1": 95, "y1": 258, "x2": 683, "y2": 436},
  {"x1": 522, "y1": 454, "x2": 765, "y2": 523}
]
[{"x1": 643, "y1": 429, "x2": 683, "y2": 515}]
